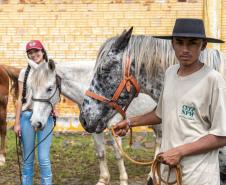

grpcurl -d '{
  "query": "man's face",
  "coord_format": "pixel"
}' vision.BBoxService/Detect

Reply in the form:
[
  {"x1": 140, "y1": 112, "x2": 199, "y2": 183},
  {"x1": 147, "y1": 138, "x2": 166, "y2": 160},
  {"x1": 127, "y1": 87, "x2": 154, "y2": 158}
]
[{"x1": 172, "y1": 37, "x2": 207, "y2": 66}]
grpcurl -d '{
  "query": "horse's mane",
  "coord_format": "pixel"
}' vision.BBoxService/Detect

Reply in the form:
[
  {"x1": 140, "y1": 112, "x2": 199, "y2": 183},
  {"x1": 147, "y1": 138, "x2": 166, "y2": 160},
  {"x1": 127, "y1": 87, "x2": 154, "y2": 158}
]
[
  {"x1": 96, "y1": 35, "x2": 226, "y2": 81},
  {"x1": 199, "y1": 48, "x2": 226, "y2": 77},
  {"x1": 123, "y1": 36, "x2": 176, "y2": 81},
  {"x1": 1, "y1": 65, "x2": 21, "y2": 103}
]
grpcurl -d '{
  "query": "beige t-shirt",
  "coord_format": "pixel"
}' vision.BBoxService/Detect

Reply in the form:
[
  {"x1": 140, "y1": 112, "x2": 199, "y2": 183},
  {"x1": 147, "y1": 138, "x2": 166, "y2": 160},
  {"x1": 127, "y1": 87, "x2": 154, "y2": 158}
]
[
  {"x1": 155, "y1": 64, "x2": 226, "y2": 185},
  {"x1": 18, "y1": 67, "x2": 35, "y2": 111}
]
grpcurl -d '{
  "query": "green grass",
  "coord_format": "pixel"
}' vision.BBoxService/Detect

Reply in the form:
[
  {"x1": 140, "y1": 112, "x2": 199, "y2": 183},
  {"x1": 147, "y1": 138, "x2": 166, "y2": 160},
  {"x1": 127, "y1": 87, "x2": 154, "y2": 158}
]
[{"x1": 0, "y1": 129, "x2": 155, "y2": 185}]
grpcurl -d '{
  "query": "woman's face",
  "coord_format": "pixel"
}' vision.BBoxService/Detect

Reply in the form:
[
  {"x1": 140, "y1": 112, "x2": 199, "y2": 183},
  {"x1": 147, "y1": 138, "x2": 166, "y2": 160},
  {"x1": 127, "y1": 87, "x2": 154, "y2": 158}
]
[{"x1": 27, "y1": 49, "x2": 44, "y2": 64}]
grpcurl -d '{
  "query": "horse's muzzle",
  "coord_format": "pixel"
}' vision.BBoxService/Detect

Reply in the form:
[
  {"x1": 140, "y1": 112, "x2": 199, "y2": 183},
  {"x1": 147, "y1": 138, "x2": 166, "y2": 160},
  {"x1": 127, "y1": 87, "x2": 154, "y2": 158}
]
[
  {"x1": 220, "y1": 172, "x2": 226, "y2": 183},
  {"x1": 37, "y1": 122, "x2": 42, "y2": 129},
  {"x1": 33, "y1": 122, "x2": 44, "y2": 131},
  {"x1": 79, "y1": 113, "x2": 107, "y2": 133},
  {"x1": 79, "y1": 114, "x2": 97, "y2": 133}
]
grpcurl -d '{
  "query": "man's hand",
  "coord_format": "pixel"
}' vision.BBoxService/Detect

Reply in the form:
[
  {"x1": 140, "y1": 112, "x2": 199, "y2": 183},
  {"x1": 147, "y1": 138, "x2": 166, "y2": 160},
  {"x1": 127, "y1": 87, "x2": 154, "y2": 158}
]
[
  {"x1": 158, "y1": 147, "x2": 183, "y2": 166},
  {"x1": 113, "y1": 119, "x2": 130, "y2": 136}
]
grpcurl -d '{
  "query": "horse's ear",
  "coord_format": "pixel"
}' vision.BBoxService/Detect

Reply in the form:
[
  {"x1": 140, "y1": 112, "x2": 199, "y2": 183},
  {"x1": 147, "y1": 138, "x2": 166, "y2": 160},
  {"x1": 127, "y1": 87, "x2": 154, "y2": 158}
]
[
  {"x1": 122, "y1": 29, "x2": 127, "y2": 34},
  {"x1": 113, "y1": 27, "x2": 133, "y2": 51},
  {"x1": 48, "y1": 59, "x2": 55, "y2": 71}
]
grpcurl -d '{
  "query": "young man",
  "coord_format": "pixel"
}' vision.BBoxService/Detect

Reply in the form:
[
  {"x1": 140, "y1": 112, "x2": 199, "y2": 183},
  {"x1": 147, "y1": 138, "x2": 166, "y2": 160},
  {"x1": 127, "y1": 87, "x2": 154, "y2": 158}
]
[{"x1": 113, "y1": 18, "x2": 226, "y2": 185}]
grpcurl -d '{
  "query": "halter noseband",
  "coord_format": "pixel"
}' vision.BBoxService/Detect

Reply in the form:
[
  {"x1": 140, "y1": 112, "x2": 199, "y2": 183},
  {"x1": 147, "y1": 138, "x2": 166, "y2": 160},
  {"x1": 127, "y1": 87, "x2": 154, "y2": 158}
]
[
  {"x1": 32, "y1": 75, "x2": 61, "y2": 112},
  {"x1": 86, "y1": 57, "x2": 140, "y2": 119}
]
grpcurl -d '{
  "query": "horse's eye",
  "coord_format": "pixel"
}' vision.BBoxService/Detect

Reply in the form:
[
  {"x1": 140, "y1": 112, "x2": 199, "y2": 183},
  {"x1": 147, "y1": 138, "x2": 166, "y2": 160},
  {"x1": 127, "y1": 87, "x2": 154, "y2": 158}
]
[
  {"x1": 47, "y1": 87, "x2": 52, "y2": 92},
  {"x1": 101, "y1": 62, "x2": 114, "y2": 73},
  {"x1": 102, "y1": 67, "x2": 111, "y2": 73}
]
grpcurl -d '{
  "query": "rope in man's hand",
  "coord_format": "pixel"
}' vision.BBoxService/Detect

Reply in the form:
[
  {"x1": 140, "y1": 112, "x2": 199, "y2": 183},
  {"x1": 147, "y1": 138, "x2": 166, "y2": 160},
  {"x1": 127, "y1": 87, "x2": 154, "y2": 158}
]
[{"x1": 111, "y1": 127, "x2": 182, "y2": 185}]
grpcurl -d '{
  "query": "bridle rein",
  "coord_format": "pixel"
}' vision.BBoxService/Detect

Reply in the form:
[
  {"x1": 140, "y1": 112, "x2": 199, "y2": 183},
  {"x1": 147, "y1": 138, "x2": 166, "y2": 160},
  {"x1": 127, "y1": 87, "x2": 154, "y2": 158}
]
[{"x1": 86, "y1": 56, "x2": 140, "y2": 120}]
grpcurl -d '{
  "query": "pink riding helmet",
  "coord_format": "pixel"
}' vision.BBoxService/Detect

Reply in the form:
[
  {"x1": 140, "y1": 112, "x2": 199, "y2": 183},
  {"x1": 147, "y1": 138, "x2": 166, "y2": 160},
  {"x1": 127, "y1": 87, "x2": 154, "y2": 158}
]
[{"x1": 26, "y1": 40, "x2": 44, "y2": 52}]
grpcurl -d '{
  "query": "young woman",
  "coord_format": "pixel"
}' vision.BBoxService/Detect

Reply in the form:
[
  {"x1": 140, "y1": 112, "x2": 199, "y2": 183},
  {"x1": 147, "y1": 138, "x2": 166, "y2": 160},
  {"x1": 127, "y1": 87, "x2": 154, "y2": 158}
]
[
  {"x1": 114, "y1": 19, "x2": 226, "y2": 185},
  {"x1": 14, "y1": 40, "x2": 54, "y2": 185}
]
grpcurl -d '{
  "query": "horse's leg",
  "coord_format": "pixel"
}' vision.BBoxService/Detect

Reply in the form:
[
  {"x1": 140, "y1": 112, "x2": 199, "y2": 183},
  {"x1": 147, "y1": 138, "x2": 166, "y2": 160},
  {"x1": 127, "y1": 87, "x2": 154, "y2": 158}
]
[
  {"x1": 153, "y1": 126, "x2": 162, "y2": 158},
  {"x1": 0, "y1": 98, "x2": 7, "y2": 166},
  {"x1": 110, "y1": 133, "x2": 128, "y2": 185},
  {"x1": 92, "y1": 133, "x2": 110, "y2": 185},
  {"x1": 0, "y1": 123, "x2": 6, "y2": 166},
  {"x1": 219, "y1": 147, "x2": 226, "y2": 185}
]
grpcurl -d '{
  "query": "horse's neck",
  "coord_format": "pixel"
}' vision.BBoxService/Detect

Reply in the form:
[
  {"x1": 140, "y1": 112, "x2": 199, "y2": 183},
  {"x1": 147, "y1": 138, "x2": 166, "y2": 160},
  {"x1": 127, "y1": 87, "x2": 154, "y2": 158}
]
[
  {"x1": 137, "y1": 65, "x2": 165, "y2": 102},
  {"x1": 130, "y1": 37, "x2": 175, "y2": 102},
  {"x1": 55, "y1": 61, "x2": 95, "y2": 106},
  {"x1": 123, "y1": 35, "x2": 177, "y2": 102},
  {"x1": 61, "y1": 80, "x2": 87, "y2": 106}
]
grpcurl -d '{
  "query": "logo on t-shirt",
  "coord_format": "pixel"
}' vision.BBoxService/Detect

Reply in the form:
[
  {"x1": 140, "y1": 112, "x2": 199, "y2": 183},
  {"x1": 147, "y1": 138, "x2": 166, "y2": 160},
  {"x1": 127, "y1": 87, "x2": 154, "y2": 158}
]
[{"x1": 180, "y1": 105, "x2": 196, "y2": 120}]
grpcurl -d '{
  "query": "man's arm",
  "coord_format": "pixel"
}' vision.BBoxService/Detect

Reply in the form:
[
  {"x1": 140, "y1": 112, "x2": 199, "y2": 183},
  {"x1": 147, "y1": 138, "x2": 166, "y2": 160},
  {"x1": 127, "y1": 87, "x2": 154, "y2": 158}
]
[
  {"x1": 129, "y1": 110, "x2": 161, "y2": 127},
  {"x1": 180, "y1": 134, "x2": 226, "y2": 156},
  {"x1": 113, "y1": 110, "x2": 161, "y2": 136},
  {"x1": 159, "y1": 134, "x2": 226, "y2": 166}
]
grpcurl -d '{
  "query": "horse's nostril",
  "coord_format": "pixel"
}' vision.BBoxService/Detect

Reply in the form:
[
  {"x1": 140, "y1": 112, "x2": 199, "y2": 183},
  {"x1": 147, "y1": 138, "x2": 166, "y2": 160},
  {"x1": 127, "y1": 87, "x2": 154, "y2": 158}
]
[
  {"x1": 79, "y1": 114, "x2": 96, "y2": 133},
  {"x1": 79, "y1": 114, "x2": 86, "y2": 125},
  {"x1": 37, "y1": 122, "x2": 42, "y2": 129},
  {"x1": 95, "y1": 121, "x2": 106, "y2": 133}
]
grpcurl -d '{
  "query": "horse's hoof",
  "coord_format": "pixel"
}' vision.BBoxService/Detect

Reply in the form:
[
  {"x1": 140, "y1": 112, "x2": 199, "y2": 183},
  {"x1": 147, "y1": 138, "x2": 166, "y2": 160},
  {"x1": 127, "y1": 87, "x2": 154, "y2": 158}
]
[
  {"x1": 147, "y1": 177, "x2": 153, "y2": 185},
  {"x1": 0, "y1": 155, "x2": 5, "y2": 166},
  {"x1": 0, "y1": 159, "x2": 5, "y2": 166},
  {"x1": 96, "y1": 179, "x2": 110, "y2": 185},
  {"x1": 96, "y1": 181, "x2": 109, "y2": 185},
  {"x1": 120, "y1": 180, "x2": 128, "y2": 185},
  {"x1": 0, "y1": 161, "x2": 5, "y2": 166}
]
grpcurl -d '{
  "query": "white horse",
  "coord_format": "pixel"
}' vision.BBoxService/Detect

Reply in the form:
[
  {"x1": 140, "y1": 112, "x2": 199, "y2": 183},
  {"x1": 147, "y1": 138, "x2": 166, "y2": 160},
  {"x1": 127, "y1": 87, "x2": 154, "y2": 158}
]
[{"x1": 29, "y1": 60, "x2": 156, "y2": 185}]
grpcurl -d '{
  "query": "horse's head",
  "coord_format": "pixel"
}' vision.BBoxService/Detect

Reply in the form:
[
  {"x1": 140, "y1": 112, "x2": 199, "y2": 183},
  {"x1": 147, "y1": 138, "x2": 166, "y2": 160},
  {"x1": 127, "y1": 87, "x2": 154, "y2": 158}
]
[
  {"x1": 80, "y1": 27, "x2": 140, "y2": 133},
  {"x1": 30, "y1": 60, "x2": 61, "y2": 130}
]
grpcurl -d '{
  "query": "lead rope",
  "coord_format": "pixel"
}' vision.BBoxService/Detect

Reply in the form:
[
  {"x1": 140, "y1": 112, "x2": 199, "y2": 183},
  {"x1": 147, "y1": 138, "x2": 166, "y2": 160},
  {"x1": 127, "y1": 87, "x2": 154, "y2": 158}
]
[
  {"x1": 111, "y1": 127, "x2": 182, "y2": 185},
  {"x1": 152, "y1": 155, "x2": 182, "y2": 185},
  {"x1": 15, "y1": 112, "x2": 57, "y2": 185},
  {"x1": 16, "y1": 135, "x2": 22, "y2": 185},
  {"x1": 111, "y1": 126, "x2": 153, "y2": 165}
]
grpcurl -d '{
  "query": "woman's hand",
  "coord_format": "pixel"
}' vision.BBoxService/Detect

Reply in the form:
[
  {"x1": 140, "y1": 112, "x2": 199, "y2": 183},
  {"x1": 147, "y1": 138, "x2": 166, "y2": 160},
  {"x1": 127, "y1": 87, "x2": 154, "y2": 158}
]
[
  {"x1": 14, "y1": 123, "x2": 21, "y2": 137},
  {"x1": 113, "y1": 119, "x2": 130, "y2": 137}
]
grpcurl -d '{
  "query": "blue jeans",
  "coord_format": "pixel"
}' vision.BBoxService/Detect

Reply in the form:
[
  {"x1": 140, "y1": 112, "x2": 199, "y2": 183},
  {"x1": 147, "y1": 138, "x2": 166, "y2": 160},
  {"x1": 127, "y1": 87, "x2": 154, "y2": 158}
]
[{"x1": 20, "y1": 111, "x2": 53, "y2": 185}]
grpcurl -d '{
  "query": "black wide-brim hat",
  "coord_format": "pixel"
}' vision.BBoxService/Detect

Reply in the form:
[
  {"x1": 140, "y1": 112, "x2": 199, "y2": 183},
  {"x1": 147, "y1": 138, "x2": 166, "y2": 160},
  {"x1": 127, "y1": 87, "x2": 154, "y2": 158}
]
[{"x1": 154, "y1": 18, "x2": 224, "y2": 43}]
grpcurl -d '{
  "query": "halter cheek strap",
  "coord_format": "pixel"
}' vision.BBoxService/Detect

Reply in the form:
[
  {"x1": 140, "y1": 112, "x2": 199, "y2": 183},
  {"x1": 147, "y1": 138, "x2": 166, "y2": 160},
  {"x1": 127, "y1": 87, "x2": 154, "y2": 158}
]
[
  {"x1": 32, "y1": 75, "x2": 61, "y2": 114},
  {"x1": 85, "y1": 56, "x2": 140, "y2": 119}
]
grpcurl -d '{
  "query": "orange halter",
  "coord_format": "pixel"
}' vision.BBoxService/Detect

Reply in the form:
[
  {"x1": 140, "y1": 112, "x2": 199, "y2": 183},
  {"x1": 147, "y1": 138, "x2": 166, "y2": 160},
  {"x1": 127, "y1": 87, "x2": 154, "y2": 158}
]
[{"x1": 85, "y1": 56, "x2": 140, "y2": 119}]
